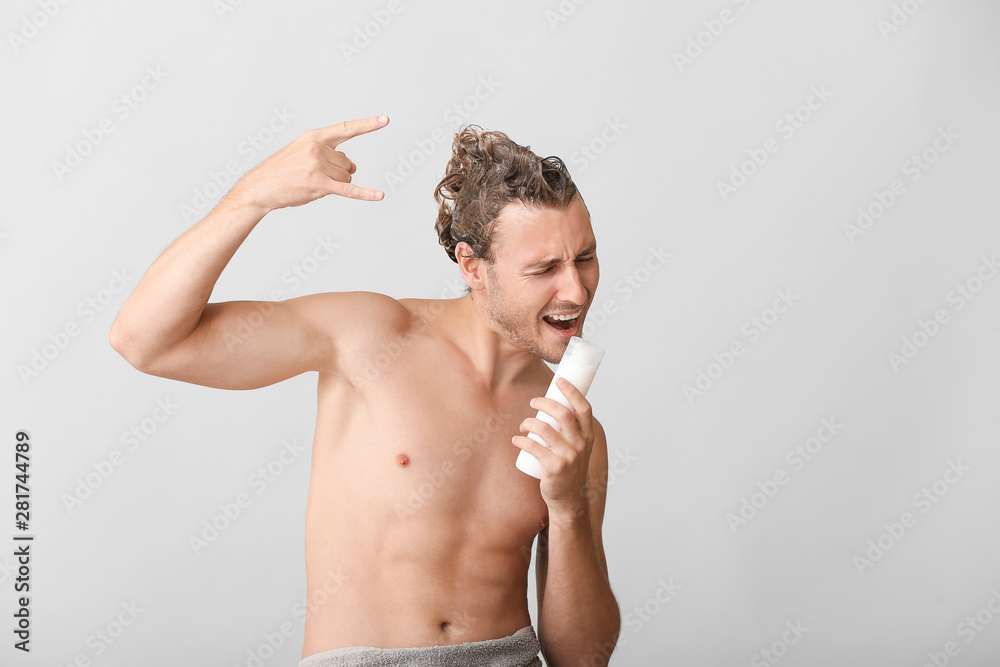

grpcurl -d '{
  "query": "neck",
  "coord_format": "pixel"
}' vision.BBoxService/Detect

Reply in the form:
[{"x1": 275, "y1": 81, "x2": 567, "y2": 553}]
[{"x1": 450, "y1": 293, "x2": 545, "y2": 391}]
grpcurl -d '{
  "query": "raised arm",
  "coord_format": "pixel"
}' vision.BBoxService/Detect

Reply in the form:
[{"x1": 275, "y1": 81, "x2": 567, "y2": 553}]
[{"x1": 109, "y1": 115, "x2": 403, "y2": 389}]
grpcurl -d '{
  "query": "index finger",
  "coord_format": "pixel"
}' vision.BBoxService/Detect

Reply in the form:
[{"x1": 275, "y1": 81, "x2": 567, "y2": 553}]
[{"x1": 315, "y1": 115, "x2": 389, "y2": 146}]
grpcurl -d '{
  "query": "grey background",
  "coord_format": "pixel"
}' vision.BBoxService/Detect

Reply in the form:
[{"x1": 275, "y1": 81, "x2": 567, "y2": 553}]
[{"x1": 2, "y1": 0, "x2": 1000, "y2": 665}]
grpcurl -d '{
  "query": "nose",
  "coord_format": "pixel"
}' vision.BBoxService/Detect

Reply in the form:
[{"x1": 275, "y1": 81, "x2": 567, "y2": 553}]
[{"x1": 557, "y1": 265, "x2": 589, "y2": 307}]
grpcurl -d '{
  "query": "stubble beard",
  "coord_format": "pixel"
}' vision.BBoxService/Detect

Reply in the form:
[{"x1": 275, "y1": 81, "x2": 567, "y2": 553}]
[{"x1": 484, "y1": 269, "x2": 565, "y2": 364}]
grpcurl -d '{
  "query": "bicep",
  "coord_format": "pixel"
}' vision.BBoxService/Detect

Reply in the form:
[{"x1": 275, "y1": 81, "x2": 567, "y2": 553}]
[{"x1": 138, "y1": 291, "x2": 410, "y2": 390}]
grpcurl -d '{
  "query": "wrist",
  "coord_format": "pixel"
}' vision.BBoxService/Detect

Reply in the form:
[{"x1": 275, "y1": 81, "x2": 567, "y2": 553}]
[
  {"x1": 223, "y1": 182, "x2": 273, "y2": 220},
  {"x1": 548, "y1": 502, "x2": 592, "y2": 530}
]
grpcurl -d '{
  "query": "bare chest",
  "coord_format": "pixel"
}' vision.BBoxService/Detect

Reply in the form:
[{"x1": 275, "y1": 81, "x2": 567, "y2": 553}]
[{"x1": 315, "y1": 349, "x2": 551, "y2": 544}]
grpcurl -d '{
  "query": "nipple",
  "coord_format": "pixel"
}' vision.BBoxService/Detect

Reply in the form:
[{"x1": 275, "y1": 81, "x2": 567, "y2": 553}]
[
  {"x1": 538, "y1": 517, "x2": 548, "y2": 529},
  {"x1": 396, "y1": 453, "x2": 410, "y2": 467}
]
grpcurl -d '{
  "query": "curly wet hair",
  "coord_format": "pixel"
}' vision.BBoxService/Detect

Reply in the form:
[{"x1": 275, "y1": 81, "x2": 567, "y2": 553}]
[{"x1": 433, "y1": 126, "x2": 580, "y2": 264}]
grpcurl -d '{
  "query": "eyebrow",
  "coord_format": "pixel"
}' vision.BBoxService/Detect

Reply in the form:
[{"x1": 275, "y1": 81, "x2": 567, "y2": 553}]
[{"x1": 523, "y1": 243, "x2": 598, "y2": 271}]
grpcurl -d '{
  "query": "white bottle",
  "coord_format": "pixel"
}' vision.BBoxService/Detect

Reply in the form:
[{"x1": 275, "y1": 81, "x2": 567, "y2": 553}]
[{"x1": 516, "y1": 336, "x2": 606, "y2": 479}]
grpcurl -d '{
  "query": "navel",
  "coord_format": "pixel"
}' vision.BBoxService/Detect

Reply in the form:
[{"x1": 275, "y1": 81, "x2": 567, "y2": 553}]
[
  {"x1": 396, "y1": 453, "x2": 410, "y2": 467},
  {"x1": 440, "y1": 621, "x2": 451, "y2": 632}
]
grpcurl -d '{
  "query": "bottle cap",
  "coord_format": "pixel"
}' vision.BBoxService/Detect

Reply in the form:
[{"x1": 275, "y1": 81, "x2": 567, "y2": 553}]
[{"x1": 562, "y1": 336, "x2": 605, "y2": 370}]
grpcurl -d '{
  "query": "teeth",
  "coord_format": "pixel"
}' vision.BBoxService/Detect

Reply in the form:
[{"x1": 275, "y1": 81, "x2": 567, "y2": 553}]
[{"x1": 548, "y1": 312, "x2": 580, "y2": 321}]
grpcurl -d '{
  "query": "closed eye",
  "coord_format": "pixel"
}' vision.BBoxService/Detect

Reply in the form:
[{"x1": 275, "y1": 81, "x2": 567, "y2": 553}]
[{"x1": 529, "y1": 255, "x2": 596, "y2": 276}]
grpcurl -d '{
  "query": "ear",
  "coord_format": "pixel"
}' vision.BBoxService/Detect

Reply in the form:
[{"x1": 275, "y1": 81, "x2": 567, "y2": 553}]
[{"x1": 456, "y1": 241, "x2": 488, "y2": 291}]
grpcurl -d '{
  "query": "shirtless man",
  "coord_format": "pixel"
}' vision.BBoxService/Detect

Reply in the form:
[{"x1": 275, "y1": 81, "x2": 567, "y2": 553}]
[{"x1": 110, "y1": 115, "x2": 620, "y2": 666}]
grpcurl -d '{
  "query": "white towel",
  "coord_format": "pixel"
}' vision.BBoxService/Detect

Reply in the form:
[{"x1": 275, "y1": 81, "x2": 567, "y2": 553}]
[{"x1": 298, "y1": 625, "x2": 543, "y2": 667}]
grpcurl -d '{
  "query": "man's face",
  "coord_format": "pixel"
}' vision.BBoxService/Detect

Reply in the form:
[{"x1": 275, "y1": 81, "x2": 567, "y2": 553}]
[{"x1": 481, "y1": 196, "x2": 599, "y2": 364}]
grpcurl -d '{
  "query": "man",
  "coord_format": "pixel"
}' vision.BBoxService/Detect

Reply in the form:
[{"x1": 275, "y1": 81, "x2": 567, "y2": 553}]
[{"x1": 110, "y1": 115, "x2": 620, "y2": 666}]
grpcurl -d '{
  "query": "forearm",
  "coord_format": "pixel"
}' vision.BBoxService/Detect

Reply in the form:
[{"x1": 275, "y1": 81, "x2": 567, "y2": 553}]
[
  {"x1": 539, "y1": 509, "x2": 621, "y2": 667},
  {"x1": 110, "y1": 188, "x2": 268, "y2": 361}
]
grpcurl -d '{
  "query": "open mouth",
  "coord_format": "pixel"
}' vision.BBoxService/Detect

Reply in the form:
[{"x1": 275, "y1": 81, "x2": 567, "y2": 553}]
[{"x1": 543, "y1": 311, "x2": 581, "y2": 334}]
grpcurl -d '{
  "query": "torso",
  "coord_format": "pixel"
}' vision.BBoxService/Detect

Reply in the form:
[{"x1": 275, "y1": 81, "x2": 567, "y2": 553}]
[{"x1": 301, "y1": 297, "x2": 551, "y2": 656}]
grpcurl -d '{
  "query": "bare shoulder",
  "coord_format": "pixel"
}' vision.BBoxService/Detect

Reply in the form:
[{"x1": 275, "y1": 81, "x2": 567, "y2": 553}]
[
  {"x1": 396, "y1": 296, "x2": 451, "y2": 324},
  {"x1": 292, "y1": 290, "x2": 415, "y2": 360},
  {"x1": 295, "y1": 290, "x2": 412, "y2": 330},
  {"x1": 300, "y1": 292, "x2": 458, "y2": 379}
]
